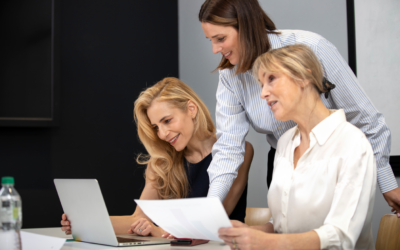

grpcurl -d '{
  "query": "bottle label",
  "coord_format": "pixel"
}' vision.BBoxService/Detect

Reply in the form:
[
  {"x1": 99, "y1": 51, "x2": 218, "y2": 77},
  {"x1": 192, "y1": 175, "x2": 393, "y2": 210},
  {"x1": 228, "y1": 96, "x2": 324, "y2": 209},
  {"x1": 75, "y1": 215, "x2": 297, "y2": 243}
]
[
  {"x1": 13, "y1": 207, "x2": 19, "y2": 220},
  {"x1": 1, "y1": 200, "x2": 20, "y2": 224}
]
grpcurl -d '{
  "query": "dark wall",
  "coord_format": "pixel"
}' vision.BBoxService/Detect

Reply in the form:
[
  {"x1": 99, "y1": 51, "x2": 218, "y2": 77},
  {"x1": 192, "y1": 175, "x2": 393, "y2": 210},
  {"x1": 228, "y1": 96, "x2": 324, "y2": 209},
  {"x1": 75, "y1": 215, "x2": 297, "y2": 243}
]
[{"x1": 0, "y1": 0, "x2": 179, "y2": 228}]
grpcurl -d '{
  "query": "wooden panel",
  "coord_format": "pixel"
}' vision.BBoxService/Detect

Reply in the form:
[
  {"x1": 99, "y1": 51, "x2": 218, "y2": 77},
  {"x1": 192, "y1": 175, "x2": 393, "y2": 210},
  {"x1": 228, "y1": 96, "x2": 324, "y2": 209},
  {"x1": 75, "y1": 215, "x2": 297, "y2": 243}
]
[
  {"x1": 376, "y1": 214, "x2": 400, "y2": 250},
  {"x1": 245, "y1": 207, "x2": 271, "y2": 226}
]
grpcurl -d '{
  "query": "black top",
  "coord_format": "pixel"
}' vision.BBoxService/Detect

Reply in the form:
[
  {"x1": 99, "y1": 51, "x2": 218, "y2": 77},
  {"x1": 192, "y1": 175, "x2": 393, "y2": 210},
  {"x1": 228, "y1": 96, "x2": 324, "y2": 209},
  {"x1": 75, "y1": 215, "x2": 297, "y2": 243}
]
[{"x1": 183, "y1": 153, "x2": 247, "y2": 222}]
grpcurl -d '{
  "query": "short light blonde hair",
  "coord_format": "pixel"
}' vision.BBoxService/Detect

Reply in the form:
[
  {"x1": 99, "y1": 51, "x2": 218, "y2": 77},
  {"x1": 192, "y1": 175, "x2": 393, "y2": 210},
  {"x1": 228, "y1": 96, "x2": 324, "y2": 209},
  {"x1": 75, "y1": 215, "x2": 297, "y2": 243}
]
[{"x1": 252, "y1": 44, "x2": 326, "y2": 94}]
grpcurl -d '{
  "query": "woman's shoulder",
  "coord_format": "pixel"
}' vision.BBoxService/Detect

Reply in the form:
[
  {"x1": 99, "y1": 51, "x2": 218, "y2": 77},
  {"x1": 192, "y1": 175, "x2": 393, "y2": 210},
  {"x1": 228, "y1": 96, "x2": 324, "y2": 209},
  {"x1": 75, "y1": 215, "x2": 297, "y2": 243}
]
[
  {"x1": 218, "y1": 66, "x2": 258, "y2": 90},
  {"x1": 272, "y1": 29, "x2": 329, "y2": 48},
  {"x1": 320, "y1": 119, "x2": 373, "y2": 162},
  {"x1": 219, "y1": 66, "x2": 240, "y2": 79},
  {"x1": 336, "y1": 121, "x2": 371, "y2": 148}
]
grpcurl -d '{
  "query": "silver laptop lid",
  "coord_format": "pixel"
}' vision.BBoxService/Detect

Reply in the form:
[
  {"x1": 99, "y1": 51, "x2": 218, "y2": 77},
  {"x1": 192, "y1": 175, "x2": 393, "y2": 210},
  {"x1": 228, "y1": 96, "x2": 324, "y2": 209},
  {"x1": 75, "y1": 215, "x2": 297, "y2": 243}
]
[
  {"x1": 54, "y1": 179, "x2": 171, "y2": 247},
  {"x1": 54, "y1": 179, "x2": 119, "y2": 246}
]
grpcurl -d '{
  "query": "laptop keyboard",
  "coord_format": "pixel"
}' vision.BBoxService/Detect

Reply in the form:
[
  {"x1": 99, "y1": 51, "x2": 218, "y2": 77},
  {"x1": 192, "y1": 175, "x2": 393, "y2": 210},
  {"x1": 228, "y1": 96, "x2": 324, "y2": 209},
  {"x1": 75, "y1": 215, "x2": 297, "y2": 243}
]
[{"x1": 117, "y1": 237, "x2": 150, "y2": 243}]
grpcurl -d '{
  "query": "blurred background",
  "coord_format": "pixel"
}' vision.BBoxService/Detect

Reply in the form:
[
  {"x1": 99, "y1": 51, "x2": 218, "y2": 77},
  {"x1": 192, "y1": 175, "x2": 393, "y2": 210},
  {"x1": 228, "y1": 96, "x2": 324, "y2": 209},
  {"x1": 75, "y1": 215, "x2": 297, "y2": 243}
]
[{"x1": 0, "y1": 0, "x2": 399, "y2": 244}]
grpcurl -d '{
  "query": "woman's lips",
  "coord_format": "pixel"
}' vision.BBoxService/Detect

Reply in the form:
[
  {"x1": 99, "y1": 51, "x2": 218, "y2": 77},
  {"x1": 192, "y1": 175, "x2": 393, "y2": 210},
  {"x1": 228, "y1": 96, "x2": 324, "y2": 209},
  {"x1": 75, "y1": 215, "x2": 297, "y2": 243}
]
[
  {"x1": 270, "y1": 101, "x2": 278, "y2": 111},
  {"x1": 169, "y1": 134, "x2": 179, "y2": 145}
]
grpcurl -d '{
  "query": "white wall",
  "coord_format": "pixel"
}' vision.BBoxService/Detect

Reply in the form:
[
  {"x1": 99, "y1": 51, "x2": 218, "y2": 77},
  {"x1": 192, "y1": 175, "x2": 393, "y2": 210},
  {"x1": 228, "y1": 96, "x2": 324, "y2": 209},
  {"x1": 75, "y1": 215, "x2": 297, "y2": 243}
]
[
  {"x1": 354, "y1": 0, "x2": 400, "y2": 243},
  {"x1": 179, "y1": 0, "x2": 348, "y2": 208},
  {"x1": 355, "y1": 0, "x2": 400, "y2": 155}
]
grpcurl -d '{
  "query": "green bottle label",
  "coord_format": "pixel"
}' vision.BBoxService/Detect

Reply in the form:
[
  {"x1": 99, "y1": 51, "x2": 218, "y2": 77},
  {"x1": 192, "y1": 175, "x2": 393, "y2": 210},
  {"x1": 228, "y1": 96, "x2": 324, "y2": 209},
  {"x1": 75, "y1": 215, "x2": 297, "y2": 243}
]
[{"x1": 13, "y1": 207, "x2": 19, "y2": 220}]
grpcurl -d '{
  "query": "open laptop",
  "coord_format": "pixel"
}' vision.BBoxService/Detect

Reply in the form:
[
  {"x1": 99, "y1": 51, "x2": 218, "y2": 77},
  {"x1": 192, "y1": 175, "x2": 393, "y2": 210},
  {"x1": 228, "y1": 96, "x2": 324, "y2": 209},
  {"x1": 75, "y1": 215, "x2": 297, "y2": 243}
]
[{"x1": 54, "y1": 179, "x2": 171, "y2": 247}]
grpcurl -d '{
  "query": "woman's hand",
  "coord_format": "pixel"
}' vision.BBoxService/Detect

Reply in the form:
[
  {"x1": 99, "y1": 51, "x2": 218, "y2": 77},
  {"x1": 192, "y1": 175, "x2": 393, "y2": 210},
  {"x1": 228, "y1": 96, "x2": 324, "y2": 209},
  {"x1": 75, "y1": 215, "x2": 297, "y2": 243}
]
[
  {"x1": 161, "y1": 232, "x2": 175, "y2": 239},
  {"x1": 128, "y1": 218, "x2": 165, "y2": 237},
  {"x1": 383, "y1": 187, "x2": 400, "y2": 218},
  {"x1": 219, "y1": 220, "x2": 269, "y2": 250},
  {"x1": 230, "y1": 220, "x2": 249, "y2": 228},
  {"x1": 60, "y1": 214, "x2": 71, "y2": 235}
]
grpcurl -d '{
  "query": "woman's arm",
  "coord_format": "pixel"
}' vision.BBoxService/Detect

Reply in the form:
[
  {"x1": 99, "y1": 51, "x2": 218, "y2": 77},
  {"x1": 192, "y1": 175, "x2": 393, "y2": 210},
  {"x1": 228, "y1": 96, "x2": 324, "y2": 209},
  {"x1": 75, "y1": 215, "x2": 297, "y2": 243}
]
[
  {"x1": 110, "y1": 166, "x2": 159, "y2": 234},
  {"x1": 207, "y1": 71, "x2": 251, "y2": 201},
  {"x1": 219, "y1": 225, "x2": 320, "y2": 250},
  {"x1": 223, "y1": 141, "x2": 253, "y2": 215},
  {"x1": 314, "y1": 37, "x2": 397, "y2": 196}
]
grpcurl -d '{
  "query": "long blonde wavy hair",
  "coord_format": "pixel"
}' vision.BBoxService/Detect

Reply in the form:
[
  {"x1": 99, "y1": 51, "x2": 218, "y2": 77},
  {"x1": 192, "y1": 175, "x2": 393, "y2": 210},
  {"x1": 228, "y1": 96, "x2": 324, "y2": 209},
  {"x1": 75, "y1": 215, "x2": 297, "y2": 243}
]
[{"x1": 133, "y1": 77, "x2": 215, "y2": 199}]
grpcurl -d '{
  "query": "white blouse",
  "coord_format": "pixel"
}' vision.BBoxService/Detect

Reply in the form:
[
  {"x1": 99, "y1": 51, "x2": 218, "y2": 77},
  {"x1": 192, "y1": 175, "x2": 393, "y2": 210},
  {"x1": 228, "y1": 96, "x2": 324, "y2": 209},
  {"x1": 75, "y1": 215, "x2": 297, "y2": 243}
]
[{"x1": 268, "y1": 109, "x2": 376, "y2": 250}]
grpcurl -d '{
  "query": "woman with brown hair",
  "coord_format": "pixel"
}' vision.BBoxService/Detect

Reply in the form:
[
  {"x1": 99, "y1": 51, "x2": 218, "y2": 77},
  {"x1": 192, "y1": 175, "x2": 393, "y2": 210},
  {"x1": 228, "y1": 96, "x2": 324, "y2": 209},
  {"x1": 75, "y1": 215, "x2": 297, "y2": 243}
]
[
  {"x1": 219, "y1": 44, "x2": 376, "y2": 250},
  {"x1": 61, "y1": 77, "x2": 253, "y2": 237},
  {"x1": 199, "y1": 0, "x2": 400, "y2": 216}
]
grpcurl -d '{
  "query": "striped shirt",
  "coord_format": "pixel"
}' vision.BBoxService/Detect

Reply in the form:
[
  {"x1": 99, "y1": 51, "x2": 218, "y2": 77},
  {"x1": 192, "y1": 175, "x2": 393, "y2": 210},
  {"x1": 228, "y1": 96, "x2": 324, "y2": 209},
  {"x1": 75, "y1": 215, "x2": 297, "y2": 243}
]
[{"x1": 207, "y1": 29, "x2": 396, "y2": 201}]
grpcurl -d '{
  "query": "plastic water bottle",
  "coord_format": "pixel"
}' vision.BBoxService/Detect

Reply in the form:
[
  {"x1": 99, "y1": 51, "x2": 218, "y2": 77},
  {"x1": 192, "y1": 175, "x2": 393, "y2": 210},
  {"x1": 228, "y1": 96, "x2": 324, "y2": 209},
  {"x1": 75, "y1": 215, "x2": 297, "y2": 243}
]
[{"x1": 0, "y1": 177, "x2": 22, "y2": 250}]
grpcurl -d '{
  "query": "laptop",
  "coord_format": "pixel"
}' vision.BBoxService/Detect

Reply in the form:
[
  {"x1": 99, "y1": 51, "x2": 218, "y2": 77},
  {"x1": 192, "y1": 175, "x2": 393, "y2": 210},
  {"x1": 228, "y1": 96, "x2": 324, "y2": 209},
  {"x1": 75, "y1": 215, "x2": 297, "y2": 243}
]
[{"x1": 54, "y1": 179, "x2": 171, "y2": 247}]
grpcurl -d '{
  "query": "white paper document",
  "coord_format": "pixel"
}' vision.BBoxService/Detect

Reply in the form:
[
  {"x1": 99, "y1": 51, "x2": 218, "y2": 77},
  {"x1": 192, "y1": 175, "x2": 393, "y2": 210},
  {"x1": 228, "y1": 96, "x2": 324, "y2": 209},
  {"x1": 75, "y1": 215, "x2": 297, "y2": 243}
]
[
  {"x1": 135, "y1": 197, "x2": 232, "y2": 241},
  {"x1": 20, "y1": 231, "x2": 66, "y2": 250}
]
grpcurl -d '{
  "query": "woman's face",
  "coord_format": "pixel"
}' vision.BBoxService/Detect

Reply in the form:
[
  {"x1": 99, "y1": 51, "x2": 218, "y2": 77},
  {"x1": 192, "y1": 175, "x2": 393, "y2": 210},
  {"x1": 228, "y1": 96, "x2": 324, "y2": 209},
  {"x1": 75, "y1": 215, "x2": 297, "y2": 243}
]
[
  {"x1": 147, "y1": 100, "x2": 196, "y2": 152},
  {"x1": 258, "y1": 68, "x2": 303, "y2": 121},
  {"x1": 201, "y1": 22, "x2": 240, "y2": 65}
]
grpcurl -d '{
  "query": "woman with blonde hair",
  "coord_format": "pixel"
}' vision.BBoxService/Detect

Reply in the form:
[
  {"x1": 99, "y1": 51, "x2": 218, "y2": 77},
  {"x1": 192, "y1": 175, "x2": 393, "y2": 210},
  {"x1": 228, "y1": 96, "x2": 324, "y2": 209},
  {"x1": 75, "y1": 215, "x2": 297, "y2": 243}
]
[
  {"x1": 61, "y1": 77, "x2": 253, "y2": 237},
  {"x1": 219, "y1": 44, "x2": 376, "y2": 250}
]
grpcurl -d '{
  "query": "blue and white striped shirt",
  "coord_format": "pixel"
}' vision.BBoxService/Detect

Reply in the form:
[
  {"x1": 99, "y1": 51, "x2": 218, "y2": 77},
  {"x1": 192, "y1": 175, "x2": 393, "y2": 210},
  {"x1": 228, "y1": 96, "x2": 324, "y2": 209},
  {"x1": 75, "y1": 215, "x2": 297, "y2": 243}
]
[{"x1": 207, "y1": 29, "x2": 396, "y2": 201}]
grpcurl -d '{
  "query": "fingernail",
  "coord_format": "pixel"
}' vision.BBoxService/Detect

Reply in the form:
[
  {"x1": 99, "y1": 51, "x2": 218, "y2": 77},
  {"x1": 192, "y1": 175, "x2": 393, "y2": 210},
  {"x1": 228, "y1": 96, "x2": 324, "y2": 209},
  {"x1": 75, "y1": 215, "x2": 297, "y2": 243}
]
[{"x1": 397, "y1": 213, "x2": 400, "y2": 218}]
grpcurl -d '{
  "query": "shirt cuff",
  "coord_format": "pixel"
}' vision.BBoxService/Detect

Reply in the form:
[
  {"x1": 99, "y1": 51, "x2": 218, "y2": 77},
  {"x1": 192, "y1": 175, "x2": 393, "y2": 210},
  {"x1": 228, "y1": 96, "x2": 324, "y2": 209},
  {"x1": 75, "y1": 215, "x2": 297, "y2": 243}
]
[
  {"x1": 377, "y1": 164, "x2": 398, "y2": 193},
  {"x1": 207, "y1": 179, "x2": 232, "y2": 202},
  {"x1": 314, "y1": 224, "x2": 341, "y2": 249}
]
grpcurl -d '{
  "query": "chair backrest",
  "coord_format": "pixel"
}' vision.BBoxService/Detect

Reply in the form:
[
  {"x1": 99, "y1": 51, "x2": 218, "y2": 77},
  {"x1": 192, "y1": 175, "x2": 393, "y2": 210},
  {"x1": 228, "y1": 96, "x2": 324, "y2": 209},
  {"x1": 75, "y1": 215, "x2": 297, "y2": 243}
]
[
  {"x1": 244, "y1": 207, "x2": 271, "y2": 226},
  {"x1": 376, "y1": 214, "x2": 400, "y2": 250}
]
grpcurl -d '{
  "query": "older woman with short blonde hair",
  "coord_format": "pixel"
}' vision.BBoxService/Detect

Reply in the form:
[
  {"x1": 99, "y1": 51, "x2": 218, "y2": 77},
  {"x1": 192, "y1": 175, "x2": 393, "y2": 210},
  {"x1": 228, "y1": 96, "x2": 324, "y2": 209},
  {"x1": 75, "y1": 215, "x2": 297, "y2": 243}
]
[{"x1": 218, "y1": 44, "x2": 376, "y2": 250}]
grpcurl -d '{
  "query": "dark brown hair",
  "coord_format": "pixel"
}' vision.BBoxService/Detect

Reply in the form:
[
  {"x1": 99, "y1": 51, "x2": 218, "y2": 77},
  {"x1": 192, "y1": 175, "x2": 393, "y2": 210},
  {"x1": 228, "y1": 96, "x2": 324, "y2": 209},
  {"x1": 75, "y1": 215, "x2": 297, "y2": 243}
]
[{"x1": 199, "y1": 0, "x2": 279, "y2": 74}]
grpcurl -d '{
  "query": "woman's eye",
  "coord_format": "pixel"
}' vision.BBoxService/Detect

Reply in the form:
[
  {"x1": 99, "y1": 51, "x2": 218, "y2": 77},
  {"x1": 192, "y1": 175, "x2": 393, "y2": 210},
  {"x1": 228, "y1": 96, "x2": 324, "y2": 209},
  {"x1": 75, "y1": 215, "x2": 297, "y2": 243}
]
[
  {"x1": 165, "y1": 119, "x2": 171, "y2": 124},
  {"x1": 153, "y1": 126, "x2": 159, "y2": 131},
  {"x1": 218, "y1": 37, "x2": 225, "y2": 42},
  {"x1": 269, "y1": 75, "x2": 275, "y2": 82}
]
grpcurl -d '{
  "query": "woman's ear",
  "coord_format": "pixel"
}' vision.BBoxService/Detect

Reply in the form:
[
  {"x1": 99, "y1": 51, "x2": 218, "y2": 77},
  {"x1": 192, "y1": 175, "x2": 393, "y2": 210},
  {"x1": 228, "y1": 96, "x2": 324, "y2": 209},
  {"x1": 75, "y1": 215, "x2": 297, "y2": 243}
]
[{"x1": 187, "y1": 100, "x2": 198, "y2": 118}]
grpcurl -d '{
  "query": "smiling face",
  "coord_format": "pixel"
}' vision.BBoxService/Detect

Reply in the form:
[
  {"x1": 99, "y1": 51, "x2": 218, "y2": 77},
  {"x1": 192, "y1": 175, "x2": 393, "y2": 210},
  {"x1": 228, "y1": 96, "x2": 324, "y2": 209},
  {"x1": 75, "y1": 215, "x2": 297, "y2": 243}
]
[
  {"x1": 201, "y1": 22, "x2": 240, "y2": 65},
  {"x1": 147, "y1": 100, "x2": 197, "y2": 152},
  {"x1": 258, "y1": 68, "x2": 303, "y2": 121}
]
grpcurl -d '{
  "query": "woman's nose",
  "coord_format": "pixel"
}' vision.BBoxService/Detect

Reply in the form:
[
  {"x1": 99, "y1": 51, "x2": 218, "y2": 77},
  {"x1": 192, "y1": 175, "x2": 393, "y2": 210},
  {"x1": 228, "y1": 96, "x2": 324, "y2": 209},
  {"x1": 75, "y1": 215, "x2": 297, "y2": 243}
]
[
  {"x1": 260, "y1": 85, "x2": 270, "y2": 100},
  {"x1": 212, "y1": 43, "x2": 222, "y2": 54},
  {"x1": 157, "y1": 126, "x2": 168, "y2": 140}
]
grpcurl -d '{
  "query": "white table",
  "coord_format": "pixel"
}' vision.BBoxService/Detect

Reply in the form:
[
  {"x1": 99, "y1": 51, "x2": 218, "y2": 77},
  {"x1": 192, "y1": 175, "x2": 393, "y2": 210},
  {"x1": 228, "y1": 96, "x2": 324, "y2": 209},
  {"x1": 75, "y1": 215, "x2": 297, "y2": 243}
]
[{"x1": 22, "y1": 228, "x2": 230, "y2": 250}]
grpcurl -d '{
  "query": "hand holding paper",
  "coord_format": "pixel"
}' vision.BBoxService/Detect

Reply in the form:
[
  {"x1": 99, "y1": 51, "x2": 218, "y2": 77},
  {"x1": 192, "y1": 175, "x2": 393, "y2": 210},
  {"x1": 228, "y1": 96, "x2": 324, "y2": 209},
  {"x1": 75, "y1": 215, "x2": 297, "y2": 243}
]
[{"x1": 135, "y1": 197, "x2": 232, "y2": 242}]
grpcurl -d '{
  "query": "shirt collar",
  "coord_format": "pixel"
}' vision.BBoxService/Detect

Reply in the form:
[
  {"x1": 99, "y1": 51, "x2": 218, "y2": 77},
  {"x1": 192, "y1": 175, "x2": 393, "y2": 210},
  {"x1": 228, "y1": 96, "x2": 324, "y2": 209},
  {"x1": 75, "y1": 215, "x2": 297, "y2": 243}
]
[
  {"x1": 292, "y1": 109, "x2": 346, "y2": 146},
  {"x1": 267, "y1": 31, "x2": 282, "y2": 50}
]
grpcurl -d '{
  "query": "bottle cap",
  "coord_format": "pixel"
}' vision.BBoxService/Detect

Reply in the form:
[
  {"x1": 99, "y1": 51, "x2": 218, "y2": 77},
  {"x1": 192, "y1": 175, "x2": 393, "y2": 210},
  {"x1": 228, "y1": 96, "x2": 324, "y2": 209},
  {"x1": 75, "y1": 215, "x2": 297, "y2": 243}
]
[{"x1": 1, "y1": 176, "x2": 14, "y2": 185}]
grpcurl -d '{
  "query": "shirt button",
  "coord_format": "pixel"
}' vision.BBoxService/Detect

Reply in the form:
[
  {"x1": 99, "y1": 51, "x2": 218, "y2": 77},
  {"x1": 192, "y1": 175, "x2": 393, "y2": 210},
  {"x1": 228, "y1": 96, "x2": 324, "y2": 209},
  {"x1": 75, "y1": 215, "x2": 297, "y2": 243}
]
[
  {"x1": 278, "y1": 126, "x2": 282, "y2": 130},
  {"x1": 284, "y1": 191, "x2": 287, "y2": 196},
  {"x1": 282, "y1": 213, "x2": 286, "y2": 217}
]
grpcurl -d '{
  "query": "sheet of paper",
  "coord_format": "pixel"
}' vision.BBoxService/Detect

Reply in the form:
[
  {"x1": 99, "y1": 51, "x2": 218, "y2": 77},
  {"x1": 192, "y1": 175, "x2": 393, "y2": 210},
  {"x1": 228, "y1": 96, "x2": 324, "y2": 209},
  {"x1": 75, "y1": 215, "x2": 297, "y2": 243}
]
[
  {"x1": 135, "y1": 197, "x2": 232, "y2": 241},
  {"x1": 20, "y1": 231, "x2": 66, "y2": 250}
]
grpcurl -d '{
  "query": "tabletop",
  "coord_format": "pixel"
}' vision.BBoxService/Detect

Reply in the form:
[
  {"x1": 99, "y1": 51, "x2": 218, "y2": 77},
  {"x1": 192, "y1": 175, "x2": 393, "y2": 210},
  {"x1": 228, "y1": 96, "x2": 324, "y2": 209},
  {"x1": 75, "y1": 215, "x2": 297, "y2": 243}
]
[{"x1": 21, "y1": 228, "x2": 230, "y2": 250}]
